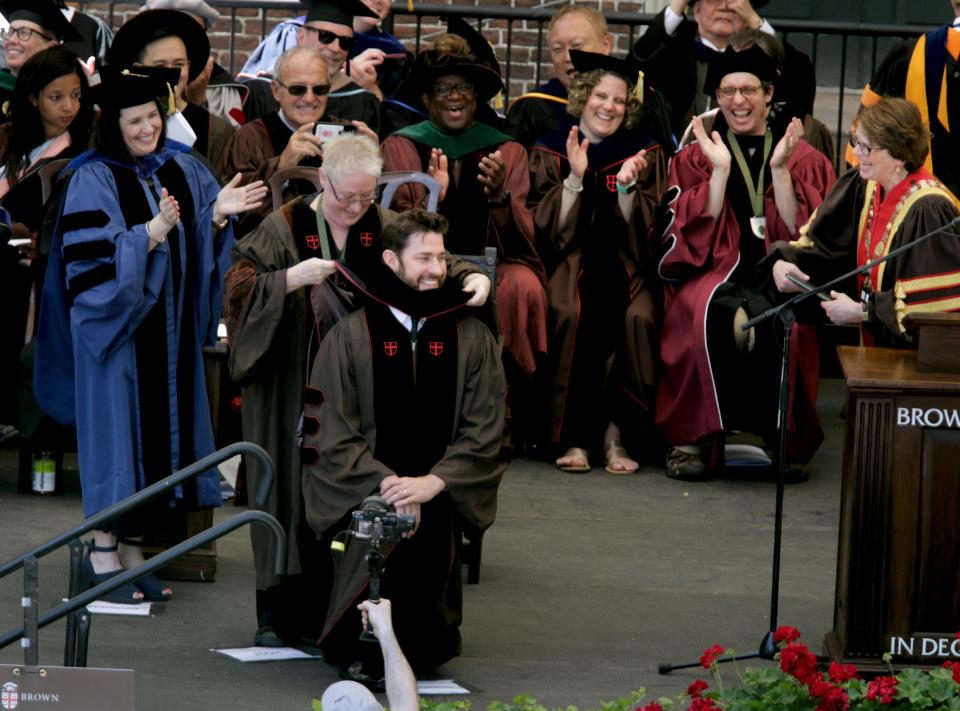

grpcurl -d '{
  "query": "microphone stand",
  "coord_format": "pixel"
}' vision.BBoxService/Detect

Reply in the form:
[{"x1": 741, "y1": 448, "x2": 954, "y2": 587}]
[{"x1": 657, "y1": 215, "x2": 960, "y2": 674}]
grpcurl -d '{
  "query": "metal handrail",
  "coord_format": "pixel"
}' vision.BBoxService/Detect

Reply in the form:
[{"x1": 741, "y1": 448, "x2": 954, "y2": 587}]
[
  {"x1": 0, "y1": 441, "x2": 274, "y2": 580},
  {"x1": 0, "y1": 510, "x2": 286, "y2": 652}
]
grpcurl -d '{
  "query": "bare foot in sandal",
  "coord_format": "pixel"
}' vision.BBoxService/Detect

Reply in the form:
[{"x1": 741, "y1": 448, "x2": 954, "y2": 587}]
[
  {"x1": 603, "y1": 441, "x2": 638, "y2": 475},
  {"x1": 556, "y1": 447, "x2": 591, "y2": 473}
]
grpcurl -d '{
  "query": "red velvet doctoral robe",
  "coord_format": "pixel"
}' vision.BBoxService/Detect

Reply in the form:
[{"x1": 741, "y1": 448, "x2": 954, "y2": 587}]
[{"x1": 656, "y1": 138, "x2": 835, "y2": 461}]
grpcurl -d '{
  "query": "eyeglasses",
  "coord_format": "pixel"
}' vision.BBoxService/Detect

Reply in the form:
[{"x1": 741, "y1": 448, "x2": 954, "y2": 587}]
[
  {"x1": 849, "y1": 135, "x2": 885, "y2": 155},
  {"x1": 300, "y1": 26, "x2": 356, "y2": 51},
  {"x1": 327, "y1": 178, "x2": 377, "y2": 207},
  {"x1": 716, "y1": 84, "x2": 764, "y2": 99},
  {"x1": 1, "y1": 26, "x2": 54, "y2": 43},
  {"x1": 432, "y1": 81, "x2": 476, "y2": 97},
  {"x1": 274, "y1": 80, "x2": 330, "y2": 97}
]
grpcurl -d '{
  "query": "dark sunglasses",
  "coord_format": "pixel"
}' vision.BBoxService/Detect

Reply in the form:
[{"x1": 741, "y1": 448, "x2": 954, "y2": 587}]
[
  {"x1": 275, "y1": 80, "x2": 331, "y2": 97},
  {"x1": 301, "y1": 26, "x2": 356, "y2": 51}
]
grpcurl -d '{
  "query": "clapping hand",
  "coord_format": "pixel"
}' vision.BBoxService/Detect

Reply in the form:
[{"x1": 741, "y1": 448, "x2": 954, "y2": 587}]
[
  {"x1": 478, "y1": 150, "x2": 507, "y2": 201},
  {"x1": 771, "y1": 117, "x2": 804, "y2": 170},
  {"x1": 565, "y1": 125, "x2": 589, "y2": 182},
  {"x1": 691, "y1": 115, "x2": 731, "y2": 173},
  {"x1": 616, "y1": 149, "x2": 648, "y2": 190},
  {"x1": 214, "y1": 174, "x2": 269, "y2": 221},
  {"x1": 158, "y1": 187, "x2": 180, "y2": 227},
  {"x1": 428, "y1": 147, "x2": 449, "y2": 202}
]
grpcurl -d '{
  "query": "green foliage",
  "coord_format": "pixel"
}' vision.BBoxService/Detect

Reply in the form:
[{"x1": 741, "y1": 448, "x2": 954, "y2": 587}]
[{"x1": 313, "y1": 631, "x2": 960, "y2": 710}]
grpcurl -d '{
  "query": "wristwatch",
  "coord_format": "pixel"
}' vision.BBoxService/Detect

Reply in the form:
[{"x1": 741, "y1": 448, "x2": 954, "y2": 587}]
[{"x1": 212, "y1": 215, "x2": 229, "y2": 230}]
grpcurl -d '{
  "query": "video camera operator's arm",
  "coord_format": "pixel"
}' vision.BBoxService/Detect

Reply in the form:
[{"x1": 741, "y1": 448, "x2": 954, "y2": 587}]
[{"x1": 358, "y1": 599, "x2": 418, "y2": 711}]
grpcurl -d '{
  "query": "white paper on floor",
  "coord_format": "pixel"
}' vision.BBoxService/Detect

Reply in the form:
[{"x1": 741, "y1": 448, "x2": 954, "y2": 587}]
[
  {"x1": 417, "y1": 680, "x2": 470, "y2": 695},
  {"x1": 85, "y1": 600, "x2": 152, "y2": 616},
  {"x1": 211, "y1": 647, "x2": 320, "y2": 662}
]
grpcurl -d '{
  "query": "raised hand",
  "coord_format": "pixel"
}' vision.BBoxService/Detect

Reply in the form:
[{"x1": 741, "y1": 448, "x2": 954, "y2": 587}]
[
  {"x1": 692, "y1": 115, "x2": 731, "y2": 174},
  {"x1": 214, "y1": 173, "x2": 269, "y2": 219},
  {"x1": 478, "y1": 150, "x2": 507, "y2": 200},
  {"x1": 565, "y1": 125, "x2": 589, "y2": 182},
  {"x1": 428, "y1": 147, "x2": 449, "y2": 202},
  {"x1": 350, "y1": 120, "x2": 379, "y2": 144},
  {"x1": 726, "y1": 0, "x2": 762, "y2": 29},
  {"x1": 771, "y1": 117, "x2": 804, "y2": 170},
  {"x1": 349, "y1": 48, "x2": 385, "y2": 97}
]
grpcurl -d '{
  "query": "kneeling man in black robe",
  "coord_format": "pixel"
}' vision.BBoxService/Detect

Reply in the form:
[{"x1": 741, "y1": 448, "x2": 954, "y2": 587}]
[{"x1": 301, "y1": 209, "x2": 506, "y2": 683}]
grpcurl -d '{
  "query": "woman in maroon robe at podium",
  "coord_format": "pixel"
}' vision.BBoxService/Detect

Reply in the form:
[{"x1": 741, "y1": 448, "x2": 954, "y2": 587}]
[{"x1": 771, "y1": 98, "x2": 960, "y2": 347}]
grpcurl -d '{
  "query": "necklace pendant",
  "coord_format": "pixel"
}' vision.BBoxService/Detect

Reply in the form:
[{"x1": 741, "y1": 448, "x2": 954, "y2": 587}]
[{"x1": 749, "y1": 215, "x2": 766, "y2": 239}]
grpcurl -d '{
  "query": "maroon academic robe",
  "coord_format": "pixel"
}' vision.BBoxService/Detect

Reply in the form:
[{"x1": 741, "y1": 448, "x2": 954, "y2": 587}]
[{"x1": 656, "y1": 138, "x2": 835, "y2": 462}]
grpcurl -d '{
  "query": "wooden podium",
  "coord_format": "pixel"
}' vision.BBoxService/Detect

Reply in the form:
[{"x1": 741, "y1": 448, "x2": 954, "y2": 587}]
[{"x1": 827, "y1": 314, "x2": 960, "y2": 667}]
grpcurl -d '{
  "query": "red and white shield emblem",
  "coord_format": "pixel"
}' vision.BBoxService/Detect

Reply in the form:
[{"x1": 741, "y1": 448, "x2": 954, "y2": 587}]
[
  {"x1": 305, "y1": 234, "x2": 320, "y2": 250},
  {"x1": 360, "y1": 232, "x2": 373, "y2": 247},
  {"x1": 606, "y1": 175, "x2": 618, "y2": 192},
  {"x1": 383, "y1": 341, "x2": 398, "y2": 356},
  {"x1": 2, "y1": 682, "x2": 19, "y2": 710},
  {"x1": 429, "y1": 341, "x2": 443, "y2": 356}
]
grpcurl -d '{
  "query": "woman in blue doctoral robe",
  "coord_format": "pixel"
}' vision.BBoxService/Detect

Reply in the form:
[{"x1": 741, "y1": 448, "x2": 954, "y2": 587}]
[{"x1": 34, "y1": 65, "x2": 267, "y2": 603}]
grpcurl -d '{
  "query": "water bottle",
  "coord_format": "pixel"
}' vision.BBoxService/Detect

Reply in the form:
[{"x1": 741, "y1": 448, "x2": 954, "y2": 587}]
[{"x1": 31, "y1": 451, "x2": 56, "y2": 495}]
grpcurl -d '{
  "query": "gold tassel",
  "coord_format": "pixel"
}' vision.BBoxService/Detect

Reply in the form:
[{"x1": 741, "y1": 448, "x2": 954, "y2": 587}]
[
  {"x1": 166, "y1": 82, "x2": 176, "y2": 116},
  {"x1": 634, "y1": 69, "x2": 644, "y2": 105},
  {"x1": 407, "y1": 0, "x2": 413, "y2": 10}
]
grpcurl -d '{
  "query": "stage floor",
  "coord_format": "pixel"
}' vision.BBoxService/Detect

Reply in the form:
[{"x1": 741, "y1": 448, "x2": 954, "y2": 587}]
[{"x1": 0, "y1": 379, "x2": 846, "y2": 710}]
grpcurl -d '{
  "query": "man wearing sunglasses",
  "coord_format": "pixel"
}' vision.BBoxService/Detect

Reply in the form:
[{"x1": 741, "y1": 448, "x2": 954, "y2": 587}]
[{"x1": 223, "y1": 46, "x2": 371, "y2": 236}]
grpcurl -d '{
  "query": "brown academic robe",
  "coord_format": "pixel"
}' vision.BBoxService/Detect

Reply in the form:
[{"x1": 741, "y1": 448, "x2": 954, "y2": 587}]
[
  {"x1": 301, "y1": 297, "x2": 506, "y2": 672},
  {"x1": 380, "y1": 133, "x2": 548, "y2": 378},
  {"x1": 182, "y1": 102, "x2": 235, "y2": 181},
  {"x1": 224, "y1": 197, "x2": 481, "y2": 590},
  {"x1": 529, "y1": 133, "x2": 668, "y2": 448}
]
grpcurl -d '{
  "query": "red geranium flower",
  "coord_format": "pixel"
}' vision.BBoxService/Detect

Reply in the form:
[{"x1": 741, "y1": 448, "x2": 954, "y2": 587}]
[
  {"x1": 774, "y1": 626, "x2": 801, "y2": 644},
  {"x1": 689, "y1": 698, "x2": 720, "y2": 711},
  {"x1": 827, "y1": 661, "x2": 859, "y2": 683},
  {"x1": 943, "y1": 660, "x2": 960, "y2": 684},
  {"x1": 808, "y1": 678, "x2": 850, "y2": 711},
  {"x1": 687, "y1": 679, "x2": 709, "y2": 699},
  {"x1": 636, "y1": 704, "x2": 663, "y2": 711},
  {"x1": 700, "y1": 644, "x2": 725, "y2": 669},
  {"x1": 778, "y1": 641, "x2": 819, "y2": 684},
  {"x1": 866, "y1": 675, "x2": 898, "y2": 704}
]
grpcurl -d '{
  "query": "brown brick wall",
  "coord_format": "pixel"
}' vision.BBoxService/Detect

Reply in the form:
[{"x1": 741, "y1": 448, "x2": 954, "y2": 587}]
[{"x1": 83, "y1": 1, "x2": 653, "y2": 99}]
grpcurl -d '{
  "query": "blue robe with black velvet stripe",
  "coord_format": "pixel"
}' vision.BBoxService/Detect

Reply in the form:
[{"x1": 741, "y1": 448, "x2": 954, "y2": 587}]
[{"x1": 34, "y1": 144, "x2": 229, "y2": 517}]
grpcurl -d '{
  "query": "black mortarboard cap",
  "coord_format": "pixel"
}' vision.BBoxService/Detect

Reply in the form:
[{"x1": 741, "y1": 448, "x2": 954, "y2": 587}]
[
  {"x1": 446, "y1": 16, "x2": 501, "y2": 77},
  {"x1": 702, "y1": 43, "x2": 778, "y2": 96},
  {"x1": 570, "y1": 50, "x2": 638, "y2": 85},
  {"x1": 89, "y1": 65, "x2": 182, "y2": 112},
  {"x1": 0, "y1": 0, "x2": 82, "y2": 42},
  {"x1": 109, "y1": 9, "x2": 210, "y2": 83},
  {"x1": 301, "y1": 0, "x2": 377, "y2": 27}
]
